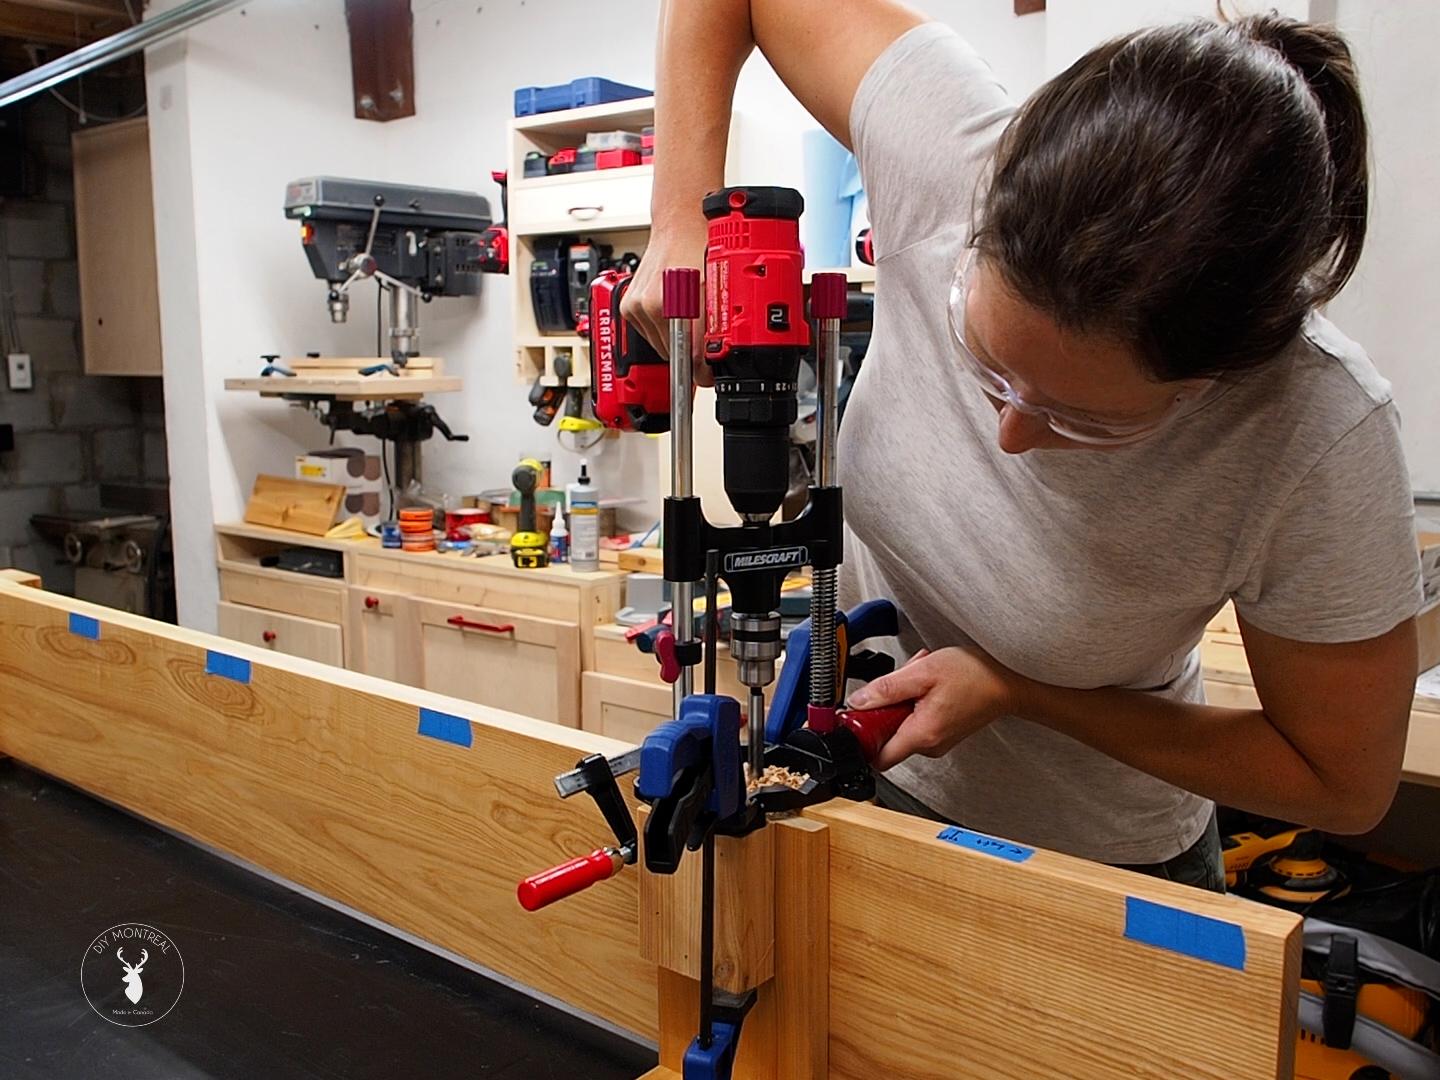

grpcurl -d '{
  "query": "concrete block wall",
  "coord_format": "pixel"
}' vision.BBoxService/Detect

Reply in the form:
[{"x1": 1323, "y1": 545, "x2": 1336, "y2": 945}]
[{"x1": 0, "y1": 90, "x2": 166, "y2": 595}]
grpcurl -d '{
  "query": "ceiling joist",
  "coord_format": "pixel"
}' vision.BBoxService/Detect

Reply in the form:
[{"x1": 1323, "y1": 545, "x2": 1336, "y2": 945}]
[{"x1": 0, "y1": 0, "x2": 126, "y2": 47}]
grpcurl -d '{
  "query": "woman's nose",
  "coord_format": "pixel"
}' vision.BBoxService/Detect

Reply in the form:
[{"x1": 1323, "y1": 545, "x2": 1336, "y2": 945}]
[{"x1": 995, "y1": 404, "x2": 1051, "y2": 454}]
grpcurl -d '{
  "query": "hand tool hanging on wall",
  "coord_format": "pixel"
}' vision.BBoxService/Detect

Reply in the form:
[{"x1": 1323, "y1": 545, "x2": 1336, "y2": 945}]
[
  {"x1": 520, "y1": 187, "x2": 913, "y2": 1080},
  {"x1": 477, "y1": 170, "x2": 510, "y2": 274}
]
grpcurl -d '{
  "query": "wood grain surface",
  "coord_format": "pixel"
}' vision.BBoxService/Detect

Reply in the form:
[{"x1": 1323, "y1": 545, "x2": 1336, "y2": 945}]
[
  {"x1": 0, "y1": 581, "x2": 656, "y2": 1036},
  {"x1": 243, "y1": 475, "x2": 344, "y2": 535},
  {"x1": 809, "y1": 800, "x2": 1301, "y2": 1080}
]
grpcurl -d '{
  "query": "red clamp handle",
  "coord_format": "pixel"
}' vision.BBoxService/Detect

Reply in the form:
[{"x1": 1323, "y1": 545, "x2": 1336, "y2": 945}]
[
  {"x1": 810, "y1": 272, "x2": 848, "y2": 320},
  {"x1": 447, "y1": 615, "x2": 515, "y2": 635},
  {"x1": 518, "y1": 848, "x2": 624, "y2": 912},
  {"x1": 837, "y1": 702, "x2": 916, "y2": 763},
  {"x1": 653, "y1": 627, "x2": 681, "y2": 684}
]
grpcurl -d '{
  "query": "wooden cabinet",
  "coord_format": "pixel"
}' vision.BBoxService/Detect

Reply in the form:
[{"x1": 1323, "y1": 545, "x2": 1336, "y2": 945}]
[
  {"x1": 214, "y1": 523, "x2": 622, "y2": 728},
  {"x1": 216, "y1": 601, "x2": 344, "y2": 667},
  {"x1": 581, "y1": 672, "x2": 671, "y2": 745},
  {"x1": 412, "y1": 597, "x2": 580, "y2": 727},
  {"x1": 345, "y1": 586, "x2": 415, "y2": 685},
  {"x1": 73, "y1": 118, "x2": 162, "y2": 376}
]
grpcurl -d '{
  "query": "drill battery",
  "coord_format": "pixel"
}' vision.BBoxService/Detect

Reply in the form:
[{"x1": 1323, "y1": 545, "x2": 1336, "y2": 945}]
[{"x1": 589, "y1": 269, "x2": 670, "y2": 434}]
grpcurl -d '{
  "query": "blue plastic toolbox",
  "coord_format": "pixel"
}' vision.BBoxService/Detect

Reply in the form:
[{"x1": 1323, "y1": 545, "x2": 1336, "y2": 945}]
[{"x1": 513, "y1": 77, "x2": 652, "y2": 117}]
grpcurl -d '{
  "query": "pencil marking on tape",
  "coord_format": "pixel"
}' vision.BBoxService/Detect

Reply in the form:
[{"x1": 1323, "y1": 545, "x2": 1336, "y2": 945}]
[
  {"x1": 68, "y1": 613, "x2": 101, "y2": 640},
  {"x1": 1123, "y1": 896, "x2": 1246, "y2": 971},
  {"x1": 417, "y1": 708, "x2": 473, "y2": 748},
  {"x1": 204, "y1": 651, "x2": 251, "y2": 684},
  {"x1": 936, "y1": 826, "x2": 1034, "y2": 863}
]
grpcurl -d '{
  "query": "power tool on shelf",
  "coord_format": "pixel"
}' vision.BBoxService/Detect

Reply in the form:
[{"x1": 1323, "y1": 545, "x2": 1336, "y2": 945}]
[
  {"x1": 520, "y1": 187, "x2": 905, "y2": 1080},
  {"x1": 509, "y1": 458, "x2": 549, "y2": 569}
]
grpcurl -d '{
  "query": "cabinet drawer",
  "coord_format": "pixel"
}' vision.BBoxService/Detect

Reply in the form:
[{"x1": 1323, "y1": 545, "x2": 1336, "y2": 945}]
[
  {"x1": 216, "y1": 601, "x2": 344, "y2": 667},
  {"x1": 581, "y1": 672, "x2": 670, "y2": 746},
  {"x1": 510, "y1": 172, "x2": 651, "y2": 236},
  {"x1": 352, "y1": 554, "x2": 580, "y2": 622},
  {"x1": 219, "y1": 564, "x2": 344, "y2": 624},
  {"x1": 413, "y1": 597, "x2": 580, "y2": 727}
]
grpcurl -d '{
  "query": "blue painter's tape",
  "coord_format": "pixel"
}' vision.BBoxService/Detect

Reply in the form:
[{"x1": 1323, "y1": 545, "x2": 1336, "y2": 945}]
[
  {"x1": 936, "y1": 826, "x2": 1034, "y2": 863},
  {"x1": 417, "y1": 708, "x2": 472, "y2": 749},
  {"x1": 68, "y1": 613, "x2": 100, "y2": 640},
  {"x1": 1124, "y1": 896, "x2": 1246, "y2": 971},
  {"x1": 204, "y1": 650, "x2": 252, "y2": 684}
]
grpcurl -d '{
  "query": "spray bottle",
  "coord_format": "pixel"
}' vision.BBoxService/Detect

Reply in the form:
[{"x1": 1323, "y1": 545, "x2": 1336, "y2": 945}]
[{"x1": 567, "y1": 459, "x2": 600, "y2": 573}]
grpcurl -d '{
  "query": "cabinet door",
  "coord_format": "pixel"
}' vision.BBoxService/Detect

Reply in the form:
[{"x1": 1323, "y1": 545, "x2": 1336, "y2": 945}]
[
  {"x1": 216, "y1": 602, "x2": 343, "y2": 667},
  {"x1": 73, "y1": 118, "x2": 162, "y2": 376},
  {"x1": 580, "y1": 672, "x2": 671, "y2": 745},
  {"x1": 345, "y1": 587, "x2": 417, "y2": 685},
  {"x1": 412, "y1": 598, "x2": 580, "y2": 726}
]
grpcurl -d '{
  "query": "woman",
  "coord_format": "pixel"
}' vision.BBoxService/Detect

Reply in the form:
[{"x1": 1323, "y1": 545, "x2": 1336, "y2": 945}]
[{"x1": 623, "y1": 0, "x2": 1421, "y2": 890}]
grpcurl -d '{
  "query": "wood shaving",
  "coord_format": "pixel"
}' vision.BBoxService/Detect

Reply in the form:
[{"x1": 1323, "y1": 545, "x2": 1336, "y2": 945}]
[{"x1": 746, "y1": 763, "x2": 811, "y2": 794}]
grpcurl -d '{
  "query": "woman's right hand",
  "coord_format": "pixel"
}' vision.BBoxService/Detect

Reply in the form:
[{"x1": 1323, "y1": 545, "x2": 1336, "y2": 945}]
[{"x1": 621, "y1": 224, "x2": 714, "y2": 388}]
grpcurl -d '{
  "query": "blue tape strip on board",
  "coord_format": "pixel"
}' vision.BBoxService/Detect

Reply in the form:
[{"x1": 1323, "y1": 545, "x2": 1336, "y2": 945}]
[
  {"x1": 417, "y1": 708, "x2": 473, "y2": 748},
  {"x1": 204, "y1": 650, "x2": 252, "y2": 684},
  {"x1": 1124, "y1": 896, "x2": 1246, "y2": 971},
  {"x1": 936, "y1": 826, "x2": 1034, "y2": 863},
  {"x1": 68, "y1": 613, "x2": 100, "y2": 640}
]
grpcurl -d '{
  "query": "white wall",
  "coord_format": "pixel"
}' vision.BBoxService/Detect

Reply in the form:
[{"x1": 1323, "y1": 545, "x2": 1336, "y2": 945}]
[
  {"x1": 147, "y1": 0, "x2": 1046, "y2": 632},
  {"x1": 1325, "y1": 0, "x2": 1440, "y2": 491},
  {"x1": 150, "y1": 0, "x2": 1433, "y2": 632}
]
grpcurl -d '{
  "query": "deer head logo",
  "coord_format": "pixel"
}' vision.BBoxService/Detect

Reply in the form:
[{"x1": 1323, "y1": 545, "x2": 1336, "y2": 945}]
[{"x1": 117, "y1": 948, "x2": 148, "y2": 1004}]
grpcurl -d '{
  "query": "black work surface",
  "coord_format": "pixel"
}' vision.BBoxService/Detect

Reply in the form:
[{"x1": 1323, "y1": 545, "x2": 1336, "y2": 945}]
[{"x1": 0, "y1": 761, "x2": 656, "y2": 1080}]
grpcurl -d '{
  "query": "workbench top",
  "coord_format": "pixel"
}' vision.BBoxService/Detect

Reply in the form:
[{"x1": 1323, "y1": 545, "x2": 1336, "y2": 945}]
[{"x1": 216, "y1": 521, "x2": 627, "y2": 587}]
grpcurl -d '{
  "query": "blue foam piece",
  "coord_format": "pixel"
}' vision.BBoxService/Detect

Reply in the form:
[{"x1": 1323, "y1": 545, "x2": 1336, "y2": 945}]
[
  {"x1": 417, "y1": 708, "x2": 473, "y2": 748},
  {"x1": 204, "y1": 650, "x2": 251, "y2": 684},
  {"x1": 936, "y1": 826, "x2": 1034, "y2": 863},
  {"x1": 1124, "y1": 896, "x2": 1246, "y2": 971},
  {"x1": 68, "y1": 613, "x2": 100, "y2": 640}
]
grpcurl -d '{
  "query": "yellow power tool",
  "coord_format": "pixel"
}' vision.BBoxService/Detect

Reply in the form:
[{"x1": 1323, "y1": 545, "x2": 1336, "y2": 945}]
[{"x1": 509, "y1": 458, "x2": 549, "y2": 569}]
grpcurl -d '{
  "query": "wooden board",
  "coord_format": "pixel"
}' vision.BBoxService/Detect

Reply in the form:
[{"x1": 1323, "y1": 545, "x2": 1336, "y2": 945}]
[
  {"x1": 0, "y1": 568, "x2": 41, "y2": 588},
  {"x1": 243, "y1": 475, "x2": 344, "y2": 536},
  {"x1": 223, "y1": 374, "x2": 462, "y2": 400},
  {"x1": 809, "y1": 800, "x2": 1300, "y2": 1080},
  {"x1": 0, "y1": 580, "x2": 657, "y2": 1036},
  {"x1": 73, "y1": 118, "x2": 163, "y2": 376}
]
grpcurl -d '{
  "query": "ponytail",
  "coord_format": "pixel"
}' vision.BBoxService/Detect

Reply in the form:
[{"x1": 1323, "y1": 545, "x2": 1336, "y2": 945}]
[{"x1": 1233, "y1": 13, "x2": 1369, "y2": 304}]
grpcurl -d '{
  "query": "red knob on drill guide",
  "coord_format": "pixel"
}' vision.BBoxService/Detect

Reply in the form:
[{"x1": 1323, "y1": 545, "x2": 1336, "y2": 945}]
[
  {"x1": 518, "y1": 848, "x2": 624, "y2": 911},
  {"x1": 837, "y1": 703, "x2": 915, "y2": 763}
]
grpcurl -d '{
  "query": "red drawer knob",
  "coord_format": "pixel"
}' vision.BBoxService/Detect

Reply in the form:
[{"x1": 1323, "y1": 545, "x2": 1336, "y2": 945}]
[
  {"x1": 364, "y1": 596, "x2": 380, "y2": 610},
  {"x1": 262, "y1": 630, "x2": 277, "y2": 643}
]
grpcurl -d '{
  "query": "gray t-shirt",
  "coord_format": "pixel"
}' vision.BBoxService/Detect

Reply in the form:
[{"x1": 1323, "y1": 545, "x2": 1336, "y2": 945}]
[{"x1": 840, "y1": 23, "x2": 1422, "y2": 864}]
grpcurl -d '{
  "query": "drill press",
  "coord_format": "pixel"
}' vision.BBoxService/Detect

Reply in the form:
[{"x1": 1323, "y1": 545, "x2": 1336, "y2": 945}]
[{"x1": 520, "y1": 187, "x2": 913, "y2": 1080}]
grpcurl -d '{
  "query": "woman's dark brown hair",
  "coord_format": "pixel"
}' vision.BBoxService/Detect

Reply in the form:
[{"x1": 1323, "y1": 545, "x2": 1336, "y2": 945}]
[{"x1": 973, "y1": 13, "x2": 1368, "y2": 381}]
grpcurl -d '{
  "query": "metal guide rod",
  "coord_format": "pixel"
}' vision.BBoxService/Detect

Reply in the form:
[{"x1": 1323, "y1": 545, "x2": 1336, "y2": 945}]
[
  {"x1": 809, "y1": 274, "x2": 848, "y2": 710},
  {"x1": 0, "y1": 0, "x2": 251, "y2": 109},
  {"x1": 664, "y1": 269, "x2": 701, "y2": 714}
]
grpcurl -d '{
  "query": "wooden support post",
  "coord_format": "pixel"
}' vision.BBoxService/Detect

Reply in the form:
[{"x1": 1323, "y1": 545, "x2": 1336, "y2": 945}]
[
  {"x1": 640, "y1": 816, "x2": 830, "y2": 1080},
  {"x1": 344, "y1": 0, "x2": 416, "y2": 122}
]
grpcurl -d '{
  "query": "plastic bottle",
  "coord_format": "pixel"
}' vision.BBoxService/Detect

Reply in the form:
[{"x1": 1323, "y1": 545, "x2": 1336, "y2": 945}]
[
  {"x1": 548, "y1": 510, "x2": 569, "y2": 565},
  {"x1": 567, "y1": 460, "x2": 600, "y2": 572}
]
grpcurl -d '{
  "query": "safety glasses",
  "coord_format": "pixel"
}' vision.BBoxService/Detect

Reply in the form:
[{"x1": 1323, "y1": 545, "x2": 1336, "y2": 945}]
[{"x1": 947, "y1": 247, "x2": 1215, "y2": 446}]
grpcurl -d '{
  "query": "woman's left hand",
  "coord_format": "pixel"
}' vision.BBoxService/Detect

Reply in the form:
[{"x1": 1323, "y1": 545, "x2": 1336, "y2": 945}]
[{"x1": 846, "y1": 646, "x2": 1019, "y2": 771}]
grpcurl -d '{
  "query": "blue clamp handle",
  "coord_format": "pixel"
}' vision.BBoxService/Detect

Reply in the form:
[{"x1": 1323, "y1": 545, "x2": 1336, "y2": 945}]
[
  {"x1": 636, "y1": 694, "x2": 744, "y2": 822},
  {"x1": 767, "y1": 598, "x2": 899, "y2": 744},
  {"x1": 683, "y1": 1019, "x2": 744, "y2": 1080}
]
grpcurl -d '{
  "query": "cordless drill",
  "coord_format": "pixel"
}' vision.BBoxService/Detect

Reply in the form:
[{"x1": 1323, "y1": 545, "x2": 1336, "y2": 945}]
[{"x1": 509, "y1": 458, "x2": 549, "y2": 568}]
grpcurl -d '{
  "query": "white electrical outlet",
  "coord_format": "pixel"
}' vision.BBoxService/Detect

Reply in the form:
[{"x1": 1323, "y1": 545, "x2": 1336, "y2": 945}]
[{"x1": 6, "y1": 353, "x2": 33, "y2": 391}]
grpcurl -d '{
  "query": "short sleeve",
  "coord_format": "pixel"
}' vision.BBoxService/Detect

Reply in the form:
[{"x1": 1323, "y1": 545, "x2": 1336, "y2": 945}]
[
  {"x1": 1236, "y1": 403, "x2": 1421, "y2": 642},
  {"x1": 849, "y1": 23, "x2": 1017, "y2": 258}
]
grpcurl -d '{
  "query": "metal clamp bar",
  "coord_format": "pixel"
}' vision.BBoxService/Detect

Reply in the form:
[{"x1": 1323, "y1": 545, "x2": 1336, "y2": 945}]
[{"x1": 664, "y1": 268, "x2": 702, "y2": 716}]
